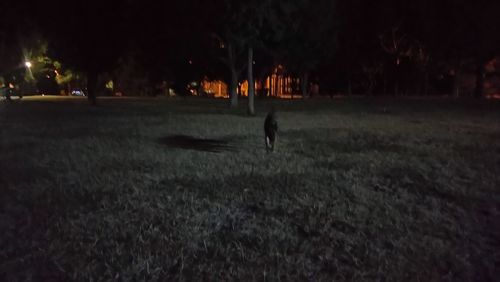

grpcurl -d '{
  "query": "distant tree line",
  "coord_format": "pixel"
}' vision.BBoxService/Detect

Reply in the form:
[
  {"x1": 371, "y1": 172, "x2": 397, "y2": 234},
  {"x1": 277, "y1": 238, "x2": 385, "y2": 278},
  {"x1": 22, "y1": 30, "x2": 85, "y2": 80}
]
[{"x1": 1, "y1": 0, "x2": 499, "y2": 108}]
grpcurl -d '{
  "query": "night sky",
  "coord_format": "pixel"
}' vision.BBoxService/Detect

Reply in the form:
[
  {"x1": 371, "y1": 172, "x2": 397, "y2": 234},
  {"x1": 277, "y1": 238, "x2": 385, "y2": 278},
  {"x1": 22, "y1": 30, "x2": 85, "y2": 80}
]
[{"x1": 1, "y1": 0, "x2": 500, "y2": 97}]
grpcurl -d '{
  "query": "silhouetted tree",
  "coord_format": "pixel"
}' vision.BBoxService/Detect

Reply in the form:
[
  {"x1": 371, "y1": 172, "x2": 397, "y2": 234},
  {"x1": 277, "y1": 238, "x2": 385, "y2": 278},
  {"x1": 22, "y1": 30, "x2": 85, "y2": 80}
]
[
  {"x1": 414, "y1": 0, "x2": 500, "y2": 97},
  {"x1": 36, "y1": 1, "x2": 128, "y2": 105},
  {"x1": 208, "y1": 0, "x2": 270, "y2": 113},
  {"x1": 272, "y1": 0, "x2": 337, "y2": 98}
]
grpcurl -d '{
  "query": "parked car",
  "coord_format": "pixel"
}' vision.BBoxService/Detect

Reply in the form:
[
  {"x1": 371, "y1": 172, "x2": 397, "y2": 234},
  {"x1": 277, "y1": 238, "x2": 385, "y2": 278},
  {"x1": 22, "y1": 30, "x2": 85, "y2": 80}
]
[
  {"x1": 1, "y1": 84, "x2": 22, "y2": 100},
  {"x1": 71, "y1": 89, "x2": 86, "y2": 96}
]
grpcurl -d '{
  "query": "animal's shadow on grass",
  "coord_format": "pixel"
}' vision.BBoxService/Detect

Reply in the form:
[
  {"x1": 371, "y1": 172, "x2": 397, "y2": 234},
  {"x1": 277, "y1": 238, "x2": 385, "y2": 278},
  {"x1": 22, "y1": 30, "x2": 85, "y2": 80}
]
[{"x1": 158, "y1": 135, "x2": 238, "y2": 153}]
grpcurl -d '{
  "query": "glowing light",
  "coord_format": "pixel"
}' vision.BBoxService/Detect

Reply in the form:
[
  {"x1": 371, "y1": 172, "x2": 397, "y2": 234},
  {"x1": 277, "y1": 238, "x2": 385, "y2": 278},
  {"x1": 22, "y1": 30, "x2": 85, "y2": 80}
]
[{"x1": 25, "y1": 61, "x2": 32, "y2": 68}]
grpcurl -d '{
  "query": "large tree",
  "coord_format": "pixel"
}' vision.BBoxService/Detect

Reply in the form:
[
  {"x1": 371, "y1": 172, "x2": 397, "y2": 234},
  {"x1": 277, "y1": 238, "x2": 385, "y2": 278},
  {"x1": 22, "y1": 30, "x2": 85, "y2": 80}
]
[
  {"x1": 35, "y1": 0, "x2": 128, "y2": 105},
  {"x1": 206, "y1": 0, "x2": 270, "y2": 112},
  {"x1": 412, "y1": 0, "x2": 500, "y2": 97},
  {"x1": 272, "y1": 0, "x2": 337, "y2": 98}
]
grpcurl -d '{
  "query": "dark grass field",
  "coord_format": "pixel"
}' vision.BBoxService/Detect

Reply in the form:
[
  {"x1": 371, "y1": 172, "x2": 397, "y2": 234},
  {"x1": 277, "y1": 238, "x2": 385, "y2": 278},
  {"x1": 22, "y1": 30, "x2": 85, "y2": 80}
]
[{"x1": 1, "y1": 96, "x2": 499, "y2": 281}]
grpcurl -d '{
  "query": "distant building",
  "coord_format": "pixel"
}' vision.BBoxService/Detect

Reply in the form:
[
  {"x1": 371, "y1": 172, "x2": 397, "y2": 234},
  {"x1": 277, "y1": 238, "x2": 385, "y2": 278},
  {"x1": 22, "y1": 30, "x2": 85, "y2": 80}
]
[
  {"x1": 485, "y1": 57, "x2": 500, "y2": 98},
  {"x1": 444, "y1": 57, "x2": 500, "y2": 98},
  {"x1": 201, "y1": 79, "x2": 228, "y2": 98},
  {"x1": 197, "y1": 65, "x2": 306, "y2": 98}
]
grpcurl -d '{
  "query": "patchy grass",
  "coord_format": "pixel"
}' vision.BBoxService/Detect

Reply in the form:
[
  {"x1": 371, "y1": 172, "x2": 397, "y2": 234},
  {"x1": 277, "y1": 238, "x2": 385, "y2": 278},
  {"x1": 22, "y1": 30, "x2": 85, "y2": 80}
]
[{"x1": 1, "y1": 96, "x2": 499, "y2": 281}]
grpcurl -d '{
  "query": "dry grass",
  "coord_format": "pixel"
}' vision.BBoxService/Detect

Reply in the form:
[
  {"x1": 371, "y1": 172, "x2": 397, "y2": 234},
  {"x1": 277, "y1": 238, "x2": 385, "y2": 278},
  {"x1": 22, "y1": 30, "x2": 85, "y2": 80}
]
[{"x1": 1, "y1": 96, "x2": 499, "y2": 281}]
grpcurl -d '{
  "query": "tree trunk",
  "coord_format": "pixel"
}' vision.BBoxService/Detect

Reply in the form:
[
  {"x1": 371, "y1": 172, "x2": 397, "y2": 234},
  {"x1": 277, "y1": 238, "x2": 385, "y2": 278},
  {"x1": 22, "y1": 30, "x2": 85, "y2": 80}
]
[
  {"x1": 368, "y1": 74, "x2": 375, "y2": 96},
  {"x1": 87, "y1": 70, "x2": 98, "y2": 106},
  {"x1": 227, "y1": 42, "x2": 238, "y2": 108},
  {"x1": 230, "y1": 67, "x2": 238, "y2": 108},
  {"x1": 260, "y1": 77, "x2": 266, "y2": 97},
  {"x1": 423, "y1": 71, "x2": 429, "y2": 96},
  {"x1": 453, "y1": 68, "x2": 461, "y2": 97},
  {"x1": 474, "y1": 62, "x2": 485, "y2": 99},
  {"x1": 268, "y1": 74, "x2": 273, "y2": 97},
  {"x1": 247, "y1": 46, "x2": 255, "y2": 115},
  {"x1": 394, "y1": 65, "x2": 399, "y2": 96},
  {"x1": 274, "y1": 75, "x2": 279, "y2": 97},
  {"x1": 383, "y1": 73, "x2": 387, "y2": 95},
  {"x1": 300, "y1": 71, "x2": 309, "y2": 98},
  {"x1": 348, "y1": 77, "x2": 352, "y2": 96},
  {"x1": 282, "y1": 77, "x2": 286, "y2": 97}
]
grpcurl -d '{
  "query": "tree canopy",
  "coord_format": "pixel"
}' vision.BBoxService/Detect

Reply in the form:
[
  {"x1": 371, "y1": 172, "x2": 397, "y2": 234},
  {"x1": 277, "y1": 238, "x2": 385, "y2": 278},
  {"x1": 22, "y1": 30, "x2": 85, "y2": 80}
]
[{"x1": 1, "y1": 0, "x2": 500, "y2": 101}]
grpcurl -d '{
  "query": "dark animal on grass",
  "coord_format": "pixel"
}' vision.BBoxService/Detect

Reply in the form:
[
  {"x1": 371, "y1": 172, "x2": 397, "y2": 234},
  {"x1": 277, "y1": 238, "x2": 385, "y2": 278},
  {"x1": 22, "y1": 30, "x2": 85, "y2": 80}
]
[{"x1": 264, "y1": 108, "x2": 278, "y2": 152}]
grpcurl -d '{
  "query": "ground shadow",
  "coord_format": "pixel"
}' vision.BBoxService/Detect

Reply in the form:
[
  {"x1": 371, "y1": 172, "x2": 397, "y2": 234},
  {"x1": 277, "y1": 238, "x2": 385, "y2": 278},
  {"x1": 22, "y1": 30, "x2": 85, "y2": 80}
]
[{"x1": 158, "y1": 135, "x2": 237, "y2": 153}]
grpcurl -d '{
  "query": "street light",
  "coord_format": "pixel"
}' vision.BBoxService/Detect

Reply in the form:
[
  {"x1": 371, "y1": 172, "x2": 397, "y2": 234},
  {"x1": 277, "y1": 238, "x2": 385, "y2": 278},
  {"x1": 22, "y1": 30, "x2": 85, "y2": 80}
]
[{"x1": 25, "y1": 61, "x2": 32, "y2": 68}]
